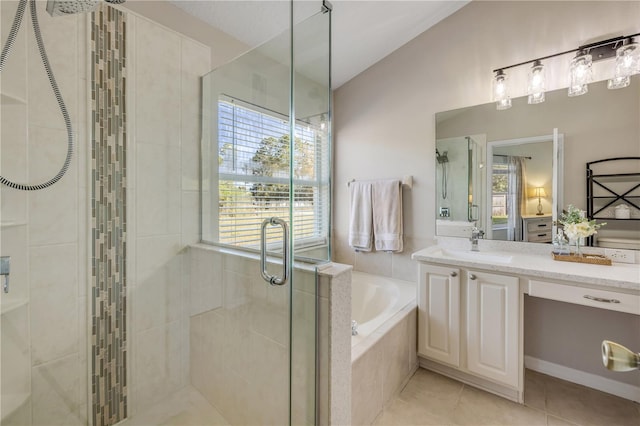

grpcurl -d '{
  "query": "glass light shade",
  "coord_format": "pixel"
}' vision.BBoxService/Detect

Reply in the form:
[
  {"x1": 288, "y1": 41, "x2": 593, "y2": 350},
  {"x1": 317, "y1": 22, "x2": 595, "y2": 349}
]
[
  {"x1": 527, "y1": 61, "x2": 545, "y2": 104},
  {"x1": 568, "y1": 53, "x2": 592, "y2": 97},
  {"x1": 616, "y1": 42, "x2": 640, "y2": 76},
  {"x1": 608, "y1": 42, "x2": 639, "y2": 90},
  {"x1": 493, "y1": 70, "x2": 511, "y2": 110},
  {"x1": 608, "y1": 75, "x2": 630, "y2": 90}
]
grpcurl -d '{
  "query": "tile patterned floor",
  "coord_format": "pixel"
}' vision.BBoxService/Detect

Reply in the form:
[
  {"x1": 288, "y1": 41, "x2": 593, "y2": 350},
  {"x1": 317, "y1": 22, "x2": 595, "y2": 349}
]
[
  {"x1": 121, "y1": 369, "x2": 639, "y2": 425},
  {"x1": 121, "y1": 386, "x2": 229, "y2": 426},
  {"x1": 373, "y1": 368, "x2": 640, "y2": 426}
]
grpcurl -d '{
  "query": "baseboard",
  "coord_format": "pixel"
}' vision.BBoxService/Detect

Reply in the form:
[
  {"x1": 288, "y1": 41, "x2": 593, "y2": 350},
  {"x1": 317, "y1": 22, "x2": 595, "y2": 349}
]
[{"x1": 524, "y1": 356, "x2": 640, "y2": 403}]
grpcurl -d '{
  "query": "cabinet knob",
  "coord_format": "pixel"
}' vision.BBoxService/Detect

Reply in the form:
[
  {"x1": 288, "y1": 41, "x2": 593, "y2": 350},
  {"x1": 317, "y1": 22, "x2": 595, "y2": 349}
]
[
  {"x1": 450, "y1": 272, "x2": 457, "y2": 277},
  {"x1": 469, "y1": 274, "x2": 477, "y2": 280}
]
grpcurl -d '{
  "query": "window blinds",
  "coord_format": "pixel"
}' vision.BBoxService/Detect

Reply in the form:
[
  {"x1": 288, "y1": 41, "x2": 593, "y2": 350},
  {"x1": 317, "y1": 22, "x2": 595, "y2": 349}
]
[{"x1": 216, "y1": 97, "x2": 329, "y2": 249}]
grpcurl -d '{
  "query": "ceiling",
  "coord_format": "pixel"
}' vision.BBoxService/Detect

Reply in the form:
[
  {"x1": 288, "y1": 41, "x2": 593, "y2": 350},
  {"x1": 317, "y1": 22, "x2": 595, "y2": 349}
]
[{"x1": 169, "y1": 0, "x2": 469, "y2": 88}]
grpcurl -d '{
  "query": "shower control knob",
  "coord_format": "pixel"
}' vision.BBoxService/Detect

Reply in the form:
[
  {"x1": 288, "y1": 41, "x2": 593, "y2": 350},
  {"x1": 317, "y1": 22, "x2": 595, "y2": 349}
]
[{"x1": 450, "y1": 272, "x2": 457, "y2": 277}]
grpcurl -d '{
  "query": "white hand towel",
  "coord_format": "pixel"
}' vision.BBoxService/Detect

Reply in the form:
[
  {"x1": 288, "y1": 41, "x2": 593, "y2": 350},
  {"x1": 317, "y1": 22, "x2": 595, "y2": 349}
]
[
  {"x1": 373, "y1": 180, "x2": 403, "y2": 252},
  {"x1": 348, "y1": 181, "x2": 373, "y2": 252}
]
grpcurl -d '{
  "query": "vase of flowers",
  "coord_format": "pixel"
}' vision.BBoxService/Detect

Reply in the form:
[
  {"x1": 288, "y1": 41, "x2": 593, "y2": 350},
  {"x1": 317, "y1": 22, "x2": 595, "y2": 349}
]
[{"x1": 558, "y1": 205, "x2": 605, "y2": 256}]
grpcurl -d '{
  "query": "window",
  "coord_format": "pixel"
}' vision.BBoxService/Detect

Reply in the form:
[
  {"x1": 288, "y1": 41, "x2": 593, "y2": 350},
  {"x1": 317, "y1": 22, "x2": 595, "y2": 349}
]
[
  {"x1": 214, "y1": 96, "x2": 330, "y2": 249},
  {"x1": 492, "y1": 162, "x2": 508, "y2": 227}
]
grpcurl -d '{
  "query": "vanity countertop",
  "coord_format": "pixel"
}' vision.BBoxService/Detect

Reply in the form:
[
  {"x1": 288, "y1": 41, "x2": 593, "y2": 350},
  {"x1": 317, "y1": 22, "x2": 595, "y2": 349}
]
[{"x1": 412, "y1": 246, "x2": 640, "y2": 292}]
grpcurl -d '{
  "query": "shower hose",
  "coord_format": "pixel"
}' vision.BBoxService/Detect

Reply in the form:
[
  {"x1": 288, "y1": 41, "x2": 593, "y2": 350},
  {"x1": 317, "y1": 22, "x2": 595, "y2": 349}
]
[{"x1": 0, "y1": 0, "x2": 73, "y2": 191}]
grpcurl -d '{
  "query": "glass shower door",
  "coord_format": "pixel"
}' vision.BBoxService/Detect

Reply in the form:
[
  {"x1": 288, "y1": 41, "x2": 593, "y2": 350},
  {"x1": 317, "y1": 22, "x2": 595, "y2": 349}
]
[{"x1": 197, "y1": 2, "x2": 331, "y2": 425}]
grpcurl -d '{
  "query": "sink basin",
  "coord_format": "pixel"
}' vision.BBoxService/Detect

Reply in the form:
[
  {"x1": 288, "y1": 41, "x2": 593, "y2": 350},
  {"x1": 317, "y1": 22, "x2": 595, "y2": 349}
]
[{"x1": 441, "y1": 248, "x2": 513, "y2": 264}]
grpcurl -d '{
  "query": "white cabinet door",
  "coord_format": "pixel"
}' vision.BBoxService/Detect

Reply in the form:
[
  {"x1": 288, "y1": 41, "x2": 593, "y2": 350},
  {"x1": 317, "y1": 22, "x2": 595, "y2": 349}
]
[
  {"x1": 466, "y1": 270, "x2": 519, "y2": 388},
  {"x1": 418, "y1": 264, "x2": 460, "y2": 366}
]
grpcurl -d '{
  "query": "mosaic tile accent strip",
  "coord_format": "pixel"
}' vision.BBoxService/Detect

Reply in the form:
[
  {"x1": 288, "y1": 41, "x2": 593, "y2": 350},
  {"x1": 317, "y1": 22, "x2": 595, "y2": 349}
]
[{"x1": 90, "y1": 4, "x2": 127, "y2": 426}]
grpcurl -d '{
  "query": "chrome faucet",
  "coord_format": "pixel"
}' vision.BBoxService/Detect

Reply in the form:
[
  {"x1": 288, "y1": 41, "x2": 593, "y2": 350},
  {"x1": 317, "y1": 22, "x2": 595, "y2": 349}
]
[{"x1": 470, "y1": 227, "x2": 484, "y2": 251}]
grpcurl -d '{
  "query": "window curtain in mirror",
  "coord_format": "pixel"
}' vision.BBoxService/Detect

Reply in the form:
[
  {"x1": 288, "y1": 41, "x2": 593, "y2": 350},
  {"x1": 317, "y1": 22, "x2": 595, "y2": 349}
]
[{"x1": 506, "y1": 156, "x2": 527, "y2": 241}]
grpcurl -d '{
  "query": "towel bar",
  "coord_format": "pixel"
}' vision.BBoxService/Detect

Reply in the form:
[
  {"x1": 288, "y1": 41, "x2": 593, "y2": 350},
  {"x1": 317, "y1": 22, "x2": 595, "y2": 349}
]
[{"x1": 347, "y1": 175, "x2": 413, "y2": 189}]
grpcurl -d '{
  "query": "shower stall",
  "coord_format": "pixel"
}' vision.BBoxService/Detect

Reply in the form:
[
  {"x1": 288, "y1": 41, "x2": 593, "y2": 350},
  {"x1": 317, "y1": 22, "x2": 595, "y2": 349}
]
[
  {"x1": 435, "y1": 136, "x2": 484, "y2": 225},
  {"x1": 0, "y1": 0, "x2": 331, "y2": 424}
]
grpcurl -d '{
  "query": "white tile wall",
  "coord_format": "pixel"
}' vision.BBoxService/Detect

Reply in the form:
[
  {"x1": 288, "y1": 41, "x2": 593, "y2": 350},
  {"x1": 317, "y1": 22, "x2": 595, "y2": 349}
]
[
  {"x1": 189, "y1": 247, "x2": 222, "y2": 316},
  {"x1": 128, "y1": 12, "x2": 212, "y2": 416},
  {"x1": 133, "y1": 322, "x2": 182, "y2": 409},
  {"x1": 134, "y1": 19, "x2": 181, "y2": 147},
  {"x1": 1, "y1": 2, "x2": 87, "y2": 424},
  {"x1": 31, "y1": 354, "x2": 84, "y2": 426},
  {"x1": 189, "y1": 248, "x2": 302, "y2": 425},
  {"x1": 135, "y1": 144, "x2": 182, "y2": 237}
]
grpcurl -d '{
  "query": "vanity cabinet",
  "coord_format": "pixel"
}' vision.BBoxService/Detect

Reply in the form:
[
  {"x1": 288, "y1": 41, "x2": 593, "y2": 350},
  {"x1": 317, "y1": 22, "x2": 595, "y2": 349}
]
[
  {"x1": 417, "y1": 263, "x2": 522, "y2": 398},
  {"x1": 417, "y1": 264, "x2": 460, "y2": 366},
  {"x1": 466, "y1": 270, "x2": 520, "y2": 388}
]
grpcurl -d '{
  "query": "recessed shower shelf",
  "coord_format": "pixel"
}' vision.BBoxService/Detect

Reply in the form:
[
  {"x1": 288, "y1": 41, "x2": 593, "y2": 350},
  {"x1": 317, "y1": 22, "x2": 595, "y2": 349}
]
[
  {"x1": 0, "y1": 221, "x2": 27, "y2": 228},
  {"x1": 0, "y1": 92, "x2": 27, "y2": 105},
  {"x1": 1, "y1": 298, "x2": 28, "y2": 316}
]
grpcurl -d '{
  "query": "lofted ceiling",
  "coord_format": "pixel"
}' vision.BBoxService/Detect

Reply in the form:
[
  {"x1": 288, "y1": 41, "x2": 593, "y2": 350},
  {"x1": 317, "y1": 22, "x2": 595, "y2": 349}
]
[{"x1": 169, "y1": 0, "x2": 469, "y2": 88}]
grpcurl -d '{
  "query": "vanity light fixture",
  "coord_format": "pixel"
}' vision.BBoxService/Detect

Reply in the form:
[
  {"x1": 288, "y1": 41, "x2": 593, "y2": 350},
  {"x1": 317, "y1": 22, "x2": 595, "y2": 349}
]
[
  {"x1": 493, "y1": 70, "x2": 512, "y2": 110},
  {"x1": 492, "y1": 32, "x2": 640, "y2": 109},
  {"x1": 527, "y1": 60, "x2": 546, "y2": 104}
]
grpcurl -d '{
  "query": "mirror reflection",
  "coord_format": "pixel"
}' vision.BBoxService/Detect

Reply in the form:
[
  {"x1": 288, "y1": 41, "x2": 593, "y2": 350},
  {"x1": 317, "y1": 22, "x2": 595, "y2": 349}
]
[
  {"x1": 435, "y1": 75, "x2": 639, "y2": 250},
  {"x1": 487, "y1": 136, "x2": 554, "y2": 242}
]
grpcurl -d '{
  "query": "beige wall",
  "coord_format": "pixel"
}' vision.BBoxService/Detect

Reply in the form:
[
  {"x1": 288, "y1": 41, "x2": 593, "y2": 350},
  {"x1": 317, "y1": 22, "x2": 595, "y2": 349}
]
[{"x1": 333, "y1": 1, "x2": 640, "y2": 389}]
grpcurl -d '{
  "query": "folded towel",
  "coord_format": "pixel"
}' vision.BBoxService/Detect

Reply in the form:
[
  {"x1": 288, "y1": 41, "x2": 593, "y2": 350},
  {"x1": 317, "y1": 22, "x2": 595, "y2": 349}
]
[
  {"x1": 348, "y1": 181, "x2": 373, "y2": 252},
  {"x1": 373, "y1": 180, "x2": 403, "y2": 252}
]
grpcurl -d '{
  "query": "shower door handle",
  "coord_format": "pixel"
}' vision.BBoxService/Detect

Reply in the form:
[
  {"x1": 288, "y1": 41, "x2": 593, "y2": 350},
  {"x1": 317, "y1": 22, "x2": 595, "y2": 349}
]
[{"x1": 260, "y1": 217, "x2": 289, "y2": 286}]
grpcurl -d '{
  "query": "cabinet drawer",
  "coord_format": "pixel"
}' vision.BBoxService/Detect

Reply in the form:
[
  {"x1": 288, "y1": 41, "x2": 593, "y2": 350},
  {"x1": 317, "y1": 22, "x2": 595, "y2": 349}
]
[
  {"x1": 529, "y1": 280, "x2": 640, "y2": 315},
  {"x1": 527, "y1": 231, "x2": 552, "y2": 242},
  {"x1": 526, "y1": 219, "x2": 552, "y2": 232}
]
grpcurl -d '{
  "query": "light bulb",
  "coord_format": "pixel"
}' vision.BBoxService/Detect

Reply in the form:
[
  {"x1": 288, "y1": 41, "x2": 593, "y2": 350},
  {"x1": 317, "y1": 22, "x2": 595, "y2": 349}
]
[
  {"x1": 493, "y1": 70, "x2": 511, "y2": 110},
  {"x1": 527, "y1": 60, "x2": 545, "y2": 104},
  {"x1": 568, "y1": 52, "x2": 592, "y2": 97}
]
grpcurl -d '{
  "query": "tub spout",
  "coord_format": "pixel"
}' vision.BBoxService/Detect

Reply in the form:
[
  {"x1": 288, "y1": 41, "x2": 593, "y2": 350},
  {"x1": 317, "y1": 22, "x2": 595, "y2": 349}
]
[{"x1": 351, "y1": 320, "x2": 358, "y2": 336}]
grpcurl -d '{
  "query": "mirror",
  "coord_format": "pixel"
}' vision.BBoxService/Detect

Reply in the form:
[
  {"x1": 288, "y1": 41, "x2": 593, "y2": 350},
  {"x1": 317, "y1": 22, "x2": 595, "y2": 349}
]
[{"x1": 435, "y1": 75, "x2": 640, "y2": 249}]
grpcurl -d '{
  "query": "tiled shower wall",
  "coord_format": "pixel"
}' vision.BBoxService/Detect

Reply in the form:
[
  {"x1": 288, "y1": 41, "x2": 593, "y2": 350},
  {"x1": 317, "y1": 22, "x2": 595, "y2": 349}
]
[
  {"x1": 1, "y1": 2, "x2": 210, "y2": 424},
  {"x1": 1, "y1": 2, "x2": 89, "y2": 424},
  {"x1": 125, "y1": 7, "x2": 211, "y2": 416}
]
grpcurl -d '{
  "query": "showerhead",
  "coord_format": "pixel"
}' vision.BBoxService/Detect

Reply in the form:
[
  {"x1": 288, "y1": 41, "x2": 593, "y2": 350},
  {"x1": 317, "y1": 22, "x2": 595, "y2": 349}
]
[
  {"x1": 46, "y1": 0, "x2": 125, "y2": 17},
  {"x1": 436, "y1": 149, "x2": 449, "y2": 164}
]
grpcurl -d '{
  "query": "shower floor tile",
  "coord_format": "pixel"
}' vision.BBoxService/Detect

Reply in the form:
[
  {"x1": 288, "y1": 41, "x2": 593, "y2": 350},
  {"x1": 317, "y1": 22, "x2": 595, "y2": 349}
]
[
  {"x1": 122, "y1": 386, "x2": 229, "y2": 426},
  {"x1": 374, "y1": 368, "x2": 640, "y2": 426}
]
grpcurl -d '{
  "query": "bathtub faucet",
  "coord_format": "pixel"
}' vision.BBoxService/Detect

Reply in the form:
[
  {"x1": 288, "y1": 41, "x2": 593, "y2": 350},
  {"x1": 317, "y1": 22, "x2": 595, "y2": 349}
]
[
  {"x1": 351, "y1": 320, "x2": 358, "y2": 336},
  {"x1": 470, "y1": 227, "x2": 484, "y2": 251}
]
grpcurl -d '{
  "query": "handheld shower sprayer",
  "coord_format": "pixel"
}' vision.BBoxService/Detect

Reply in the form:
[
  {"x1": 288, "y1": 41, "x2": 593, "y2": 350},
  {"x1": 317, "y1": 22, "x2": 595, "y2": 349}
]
[
  {"x1": 436, "y1": 149, "x2": 449, "y2": 164},
  {"x1": 436, "y1": 148, "x2": 449, "y2": 199},
  {"x1": 1, "y1": 0, "x2": 125, "y2": 191}
]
